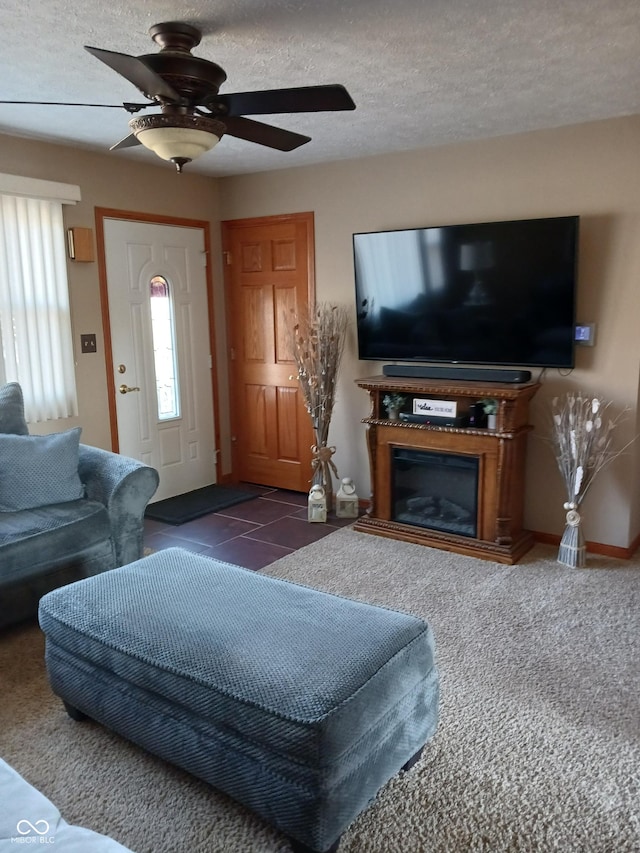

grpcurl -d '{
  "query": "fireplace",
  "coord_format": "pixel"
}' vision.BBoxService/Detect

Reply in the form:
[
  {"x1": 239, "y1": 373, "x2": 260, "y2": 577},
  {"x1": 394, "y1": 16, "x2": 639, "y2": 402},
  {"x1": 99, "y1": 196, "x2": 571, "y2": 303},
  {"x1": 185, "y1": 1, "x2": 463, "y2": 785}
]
[
  {"x1": 354, "y1": 375, "x2": 539, "y2": 563},
  {"x1": 392, "y1": 448, "x2": 479, "y2": 538}
]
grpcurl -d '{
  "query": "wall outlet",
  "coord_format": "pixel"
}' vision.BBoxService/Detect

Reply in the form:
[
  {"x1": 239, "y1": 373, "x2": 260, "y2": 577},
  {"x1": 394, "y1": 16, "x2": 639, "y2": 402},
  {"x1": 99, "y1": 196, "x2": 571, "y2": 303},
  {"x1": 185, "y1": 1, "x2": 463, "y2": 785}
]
[{"x1": 80, "y1": 334, "x2": 97, "y2": 354}]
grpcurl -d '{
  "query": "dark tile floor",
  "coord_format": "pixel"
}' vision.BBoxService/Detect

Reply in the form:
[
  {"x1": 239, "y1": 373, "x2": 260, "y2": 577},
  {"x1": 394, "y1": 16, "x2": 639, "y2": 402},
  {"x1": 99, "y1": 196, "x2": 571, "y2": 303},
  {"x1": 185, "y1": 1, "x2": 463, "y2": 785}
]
[{"x1": 144, "y1": 486, "x2": 357, "y2": 571}]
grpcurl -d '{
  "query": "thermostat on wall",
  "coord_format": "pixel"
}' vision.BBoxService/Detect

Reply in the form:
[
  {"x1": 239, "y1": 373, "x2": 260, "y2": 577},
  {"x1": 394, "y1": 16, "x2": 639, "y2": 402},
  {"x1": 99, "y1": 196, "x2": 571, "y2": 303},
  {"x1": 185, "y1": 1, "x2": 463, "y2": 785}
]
[{"x1": 575, "y1": 323, "x2": 596, "y2": 346}]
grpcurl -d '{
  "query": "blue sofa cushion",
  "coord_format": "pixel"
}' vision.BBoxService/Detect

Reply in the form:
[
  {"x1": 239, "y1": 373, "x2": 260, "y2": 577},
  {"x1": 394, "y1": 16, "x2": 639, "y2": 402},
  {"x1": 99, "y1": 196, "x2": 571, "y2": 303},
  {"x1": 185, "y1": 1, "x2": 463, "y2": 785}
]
[
  {"x1": 0, "y1": 500, "x2": 113, "y2": 583},
  {"x1": 0, "y1": 382, "x2": 28, "y2": 435},
  {"x1": 0, "y1": 758, "x2": 133, "y2": 851},
  {"x1": 0, "y1": 428, "x2": 84, "y2": 511}
]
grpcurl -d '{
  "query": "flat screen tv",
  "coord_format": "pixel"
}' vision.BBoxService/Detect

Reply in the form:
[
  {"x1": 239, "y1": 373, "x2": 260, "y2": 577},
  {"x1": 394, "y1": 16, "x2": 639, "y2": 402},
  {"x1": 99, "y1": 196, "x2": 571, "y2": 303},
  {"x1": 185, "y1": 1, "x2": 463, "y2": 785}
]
[{"x1": 353, "y1": 215, "x2": 579, "y2": 369}]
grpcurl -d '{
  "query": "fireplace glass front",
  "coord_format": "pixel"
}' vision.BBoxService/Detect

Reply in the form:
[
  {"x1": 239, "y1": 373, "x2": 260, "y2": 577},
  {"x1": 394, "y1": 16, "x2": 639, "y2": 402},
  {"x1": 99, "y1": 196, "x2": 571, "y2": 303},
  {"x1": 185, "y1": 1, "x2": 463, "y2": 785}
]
[{"x1": 392, "y1": 448, "x2": 479, "y2": 538}]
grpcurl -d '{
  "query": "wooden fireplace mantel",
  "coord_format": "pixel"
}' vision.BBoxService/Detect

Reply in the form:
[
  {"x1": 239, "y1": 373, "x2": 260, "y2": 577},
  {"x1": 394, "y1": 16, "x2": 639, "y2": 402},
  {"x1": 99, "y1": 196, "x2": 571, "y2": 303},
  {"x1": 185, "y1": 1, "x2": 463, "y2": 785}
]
[{"x1": 354, "y1": 375, "x2": 540, "y2": 564}]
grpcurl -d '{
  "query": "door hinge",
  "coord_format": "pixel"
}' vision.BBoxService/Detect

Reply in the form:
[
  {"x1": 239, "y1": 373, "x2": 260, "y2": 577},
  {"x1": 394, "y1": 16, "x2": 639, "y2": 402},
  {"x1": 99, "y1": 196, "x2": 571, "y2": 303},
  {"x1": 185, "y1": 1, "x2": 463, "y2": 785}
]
[
  {"x1": 208, "y1": 354, "x2": 213, "y2": 369},
  {"x1": 224, "y1": 251, "x2": 232, "y2": 265},
  {"x1": 230, "y1": 347, "x2": 236, "y2": 361}
]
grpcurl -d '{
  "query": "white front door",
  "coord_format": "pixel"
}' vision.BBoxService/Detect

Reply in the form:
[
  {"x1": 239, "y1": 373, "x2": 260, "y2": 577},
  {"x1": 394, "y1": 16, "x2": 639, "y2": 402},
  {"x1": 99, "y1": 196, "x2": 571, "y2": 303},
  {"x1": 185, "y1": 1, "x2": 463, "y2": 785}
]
[{"x1": 104, "y1": 218, "x2": 216, "y2": 502}]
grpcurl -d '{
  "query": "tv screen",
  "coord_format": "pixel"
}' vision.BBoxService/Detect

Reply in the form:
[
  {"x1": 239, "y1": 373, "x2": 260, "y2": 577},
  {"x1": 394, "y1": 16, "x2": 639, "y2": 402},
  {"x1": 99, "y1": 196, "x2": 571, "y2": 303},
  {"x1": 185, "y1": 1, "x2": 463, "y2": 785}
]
[{"x1": 353, "y1": 215, "x2": 579, "y2": 369}]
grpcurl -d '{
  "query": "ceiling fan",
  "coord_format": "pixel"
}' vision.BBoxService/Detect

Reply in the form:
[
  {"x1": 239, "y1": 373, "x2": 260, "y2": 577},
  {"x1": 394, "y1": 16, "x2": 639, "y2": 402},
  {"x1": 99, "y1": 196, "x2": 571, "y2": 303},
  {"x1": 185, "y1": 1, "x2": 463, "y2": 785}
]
[{"x1": 1, "y1": 21, "x2": 356, "y2": 172}]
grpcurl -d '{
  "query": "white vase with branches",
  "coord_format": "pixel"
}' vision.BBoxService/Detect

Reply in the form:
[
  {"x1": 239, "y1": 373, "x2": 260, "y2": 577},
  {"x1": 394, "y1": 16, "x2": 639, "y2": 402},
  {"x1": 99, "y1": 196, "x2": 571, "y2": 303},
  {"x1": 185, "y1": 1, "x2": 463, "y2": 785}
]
[
  {"x1": 548, "y1": 392, "x2": 629, "y2": 567},
  {"x1": 290, "y1": 303, "x2": 349, "y2": 511}
]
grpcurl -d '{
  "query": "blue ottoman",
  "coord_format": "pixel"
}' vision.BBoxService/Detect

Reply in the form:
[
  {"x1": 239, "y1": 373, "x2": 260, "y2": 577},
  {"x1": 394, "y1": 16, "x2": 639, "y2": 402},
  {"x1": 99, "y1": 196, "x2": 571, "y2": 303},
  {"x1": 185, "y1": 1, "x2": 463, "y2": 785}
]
[{"x1": 38, "y1": 547, "x2": 439, "y2": 853}]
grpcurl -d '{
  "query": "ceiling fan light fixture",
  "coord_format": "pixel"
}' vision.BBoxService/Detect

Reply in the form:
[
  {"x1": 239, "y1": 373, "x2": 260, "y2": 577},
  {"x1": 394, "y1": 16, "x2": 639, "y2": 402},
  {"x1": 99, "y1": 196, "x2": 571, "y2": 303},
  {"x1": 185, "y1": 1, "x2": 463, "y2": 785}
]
[{"x1": 128, "y1": 113, "x2": 226, "y2": 171}]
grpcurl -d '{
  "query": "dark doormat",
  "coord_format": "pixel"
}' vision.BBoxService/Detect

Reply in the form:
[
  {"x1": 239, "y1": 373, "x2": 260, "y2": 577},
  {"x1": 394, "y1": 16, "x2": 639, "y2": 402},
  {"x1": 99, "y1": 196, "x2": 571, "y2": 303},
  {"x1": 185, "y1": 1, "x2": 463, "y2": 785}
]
[{"x1": 145, "y1": 484, "x2": 259, "y2": 525}]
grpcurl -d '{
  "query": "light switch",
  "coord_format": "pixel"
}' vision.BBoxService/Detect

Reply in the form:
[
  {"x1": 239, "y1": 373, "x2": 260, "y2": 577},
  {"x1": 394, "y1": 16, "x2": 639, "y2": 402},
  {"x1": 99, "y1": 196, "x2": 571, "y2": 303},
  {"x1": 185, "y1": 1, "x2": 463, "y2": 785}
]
[{"x1": 575, "y1": 323, "x2": 596, "y2": 347}]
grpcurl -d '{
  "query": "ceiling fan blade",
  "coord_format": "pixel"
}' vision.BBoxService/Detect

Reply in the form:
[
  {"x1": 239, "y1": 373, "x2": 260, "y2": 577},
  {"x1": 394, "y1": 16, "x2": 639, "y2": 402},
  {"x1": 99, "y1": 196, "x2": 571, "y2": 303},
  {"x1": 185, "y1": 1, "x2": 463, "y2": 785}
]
[
  {"x1": 110, "y1": 133, "x2": 141, "y2": 151},
  {"x1": 222, "y1": 116, "x2": 310, "y2": 151},
  {"x1": 0, "y1": 100, "x2": 149, "y2": 112},
  {"x1": 213, "y1": 84, "x2": 356, "y2": 117},
  {"x1": 84, "y1": 45, "x2": 182, "y2": 103}
]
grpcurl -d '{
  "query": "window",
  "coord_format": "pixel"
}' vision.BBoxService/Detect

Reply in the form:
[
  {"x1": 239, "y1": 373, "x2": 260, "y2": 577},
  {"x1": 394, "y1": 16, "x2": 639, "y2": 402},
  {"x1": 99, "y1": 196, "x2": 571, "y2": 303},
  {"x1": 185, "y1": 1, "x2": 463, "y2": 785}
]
[
  {"x1": 150, "y1": 275, "x2": 180, "y2": 420},
  {"x1": 0, "y1": 175, "x2": 80, "y2": 423}
]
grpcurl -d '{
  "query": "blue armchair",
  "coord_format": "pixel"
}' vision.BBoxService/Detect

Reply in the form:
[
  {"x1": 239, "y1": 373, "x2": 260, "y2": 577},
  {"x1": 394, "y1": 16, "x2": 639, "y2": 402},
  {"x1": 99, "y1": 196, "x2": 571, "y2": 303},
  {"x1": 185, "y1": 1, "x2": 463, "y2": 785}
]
[{"x1": 0, "y1": 383, "x2": 159, "y2": 629}]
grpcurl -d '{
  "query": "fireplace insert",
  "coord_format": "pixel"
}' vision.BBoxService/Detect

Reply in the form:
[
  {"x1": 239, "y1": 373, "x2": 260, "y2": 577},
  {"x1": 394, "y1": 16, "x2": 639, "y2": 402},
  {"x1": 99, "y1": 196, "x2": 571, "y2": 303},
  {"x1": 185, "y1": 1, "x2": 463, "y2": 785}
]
[{"x1": 392, "y1": 448, "x2": 479, "y2": 538}]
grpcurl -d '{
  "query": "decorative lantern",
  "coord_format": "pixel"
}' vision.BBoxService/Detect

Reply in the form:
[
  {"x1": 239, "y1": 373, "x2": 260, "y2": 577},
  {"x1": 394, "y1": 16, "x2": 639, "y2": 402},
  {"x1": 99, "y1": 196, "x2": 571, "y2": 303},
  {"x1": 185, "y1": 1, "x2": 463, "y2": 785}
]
[
  {"x1": 308, "y1": 484, "x2": 327, "y2": 523},
  {"x1": 336, "y1": 478, "x2": 359, "y2": 518}
]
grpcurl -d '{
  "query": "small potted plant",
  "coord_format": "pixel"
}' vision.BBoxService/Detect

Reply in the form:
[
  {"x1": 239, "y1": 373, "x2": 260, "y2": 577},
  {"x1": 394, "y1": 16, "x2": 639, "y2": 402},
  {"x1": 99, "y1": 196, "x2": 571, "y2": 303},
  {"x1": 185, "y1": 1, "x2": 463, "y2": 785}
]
[
  {"x1": 382, "y1": 393, "x2": 406, "y2": 420},
  {"x1": 481, "y1": 398, "x2": 498, "y2": 429}
]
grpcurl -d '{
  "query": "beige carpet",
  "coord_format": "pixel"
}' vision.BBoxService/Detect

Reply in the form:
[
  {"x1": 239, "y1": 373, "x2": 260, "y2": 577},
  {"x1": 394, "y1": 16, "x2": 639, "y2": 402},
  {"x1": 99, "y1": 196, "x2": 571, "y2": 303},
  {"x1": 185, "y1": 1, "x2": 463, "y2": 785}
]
[{"x1": 1, "y1": 530, "x2": 639, "y2": 852}]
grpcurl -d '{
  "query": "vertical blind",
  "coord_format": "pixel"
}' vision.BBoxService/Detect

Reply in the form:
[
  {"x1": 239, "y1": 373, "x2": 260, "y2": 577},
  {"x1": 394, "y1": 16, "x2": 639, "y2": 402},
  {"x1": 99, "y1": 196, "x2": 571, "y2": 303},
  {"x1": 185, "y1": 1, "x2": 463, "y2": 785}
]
[{"x1": 0, "y1": 193, "x2": 78, "y2": 423}]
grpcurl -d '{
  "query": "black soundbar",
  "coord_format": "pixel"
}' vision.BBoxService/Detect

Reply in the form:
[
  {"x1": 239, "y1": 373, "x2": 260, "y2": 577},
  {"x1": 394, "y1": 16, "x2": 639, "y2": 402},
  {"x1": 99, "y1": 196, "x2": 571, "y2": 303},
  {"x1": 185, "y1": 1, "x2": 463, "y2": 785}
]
[{"x1": 382, "y1": 364, "x2": 532, "y2": 384}]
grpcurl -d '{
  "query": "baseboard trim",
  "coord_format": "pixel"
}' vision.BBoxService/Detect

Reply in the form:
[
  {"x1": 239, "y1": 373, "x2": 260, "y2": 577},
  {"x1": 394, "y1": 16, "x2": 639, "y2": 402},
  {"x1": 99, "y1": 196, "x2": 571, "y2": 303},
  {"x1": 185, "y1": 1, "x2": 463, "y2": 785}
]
[
  {"x1": 626, "y1": 531, "x2": 640, "y2": 559},
  {"x1": 533, "y1": 531, "x2": 637, "y2": 560}
]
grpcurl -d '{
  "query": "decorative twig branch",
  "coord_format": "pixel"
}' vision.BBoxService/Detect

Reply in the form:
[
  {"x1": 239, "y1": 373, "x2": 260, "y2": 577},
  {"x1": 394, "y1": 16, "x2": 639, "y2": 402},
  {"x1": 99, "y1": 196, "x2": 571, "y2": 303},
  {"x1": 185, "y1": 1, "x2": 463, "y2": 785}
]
[
  {"x1": 548, "y1": 393, "x2": 630, "y2": 508},
  {"x1": 290, "y1": 303, "x2": 349, "y2": 505},
  {"x1": 545, "y1": 392, "x2": 633, "y2": 567}
]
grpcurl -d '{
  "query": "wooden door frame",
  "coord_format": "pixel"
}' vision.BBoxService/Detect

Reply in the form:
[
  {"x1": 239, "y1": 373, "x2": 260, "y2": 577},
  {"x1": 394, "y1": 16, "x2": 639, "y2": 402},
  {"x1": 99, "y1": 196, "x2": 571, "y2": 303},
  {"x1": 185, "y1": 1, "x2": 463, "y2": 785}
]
[
  {"x1": 95, "y1": 207, "x2": 221, "y2": 472},
  {"x1": 221, "y1": 211, "x2": 316, "y2": 484}
]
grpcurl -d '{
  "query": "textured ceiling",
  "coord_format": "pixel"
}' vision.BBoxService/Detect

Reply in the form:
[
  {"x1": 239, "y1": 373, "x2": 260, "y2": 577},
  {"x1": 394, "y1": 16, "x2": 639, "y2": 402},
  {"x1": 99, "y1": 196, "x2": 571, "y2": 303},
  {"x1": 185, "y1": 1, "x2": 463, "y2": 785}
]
[{"x1": 1, "y1": 0, "x2": 639, "y2": 177}]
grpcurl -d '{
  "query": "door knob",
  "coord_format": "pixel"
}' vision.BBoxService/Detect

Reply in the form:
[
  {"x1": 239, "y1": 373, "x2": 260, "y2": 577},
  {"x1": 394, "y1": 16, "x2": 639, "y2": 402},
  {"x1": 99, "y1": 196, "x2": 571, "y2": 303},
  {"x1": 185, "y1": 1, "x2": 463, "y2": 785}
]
[{"x1": 119, "y1": 384, "x2": 141, "y2": 394}]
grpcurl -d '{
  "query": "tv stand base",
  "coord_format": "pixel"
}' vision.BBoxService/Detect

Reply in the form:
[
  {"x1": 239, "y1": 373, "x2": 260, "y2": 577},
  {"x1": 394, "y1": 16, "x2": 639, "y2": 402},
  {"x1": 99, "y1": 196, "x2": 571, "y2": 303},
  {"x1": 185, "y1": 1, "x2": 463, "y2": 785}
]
[{"x1": 382, "y1": 365, "x2": 532, "y2": 384}]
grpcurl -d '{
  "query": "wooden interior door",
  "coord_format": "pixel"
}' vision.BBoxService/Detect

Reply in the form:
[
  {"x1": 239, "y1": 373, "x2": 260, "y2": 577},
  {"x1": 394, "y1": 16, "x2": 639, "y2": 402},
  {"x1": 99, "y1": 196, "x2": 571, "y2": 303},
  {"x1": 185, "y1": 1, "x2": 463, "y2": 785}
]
[{"x1": 223, "y1": 212, "x2": 315, "y2": 491}]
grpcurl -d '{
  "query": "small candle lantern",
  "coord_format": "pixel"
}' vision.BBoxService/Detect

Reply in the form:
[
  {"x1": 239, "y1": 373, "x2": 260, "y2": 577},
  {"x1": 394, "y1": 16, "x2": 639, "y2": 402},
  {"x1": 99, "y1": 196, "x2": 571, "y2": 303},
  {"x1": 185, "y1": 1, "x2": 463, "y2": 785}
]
[
  {"x1": 336, "y1": 477, "x2": 359, "y2": 518},
  {"x1": 308, "y1": 484, "x2": 327, "y2": 523}
]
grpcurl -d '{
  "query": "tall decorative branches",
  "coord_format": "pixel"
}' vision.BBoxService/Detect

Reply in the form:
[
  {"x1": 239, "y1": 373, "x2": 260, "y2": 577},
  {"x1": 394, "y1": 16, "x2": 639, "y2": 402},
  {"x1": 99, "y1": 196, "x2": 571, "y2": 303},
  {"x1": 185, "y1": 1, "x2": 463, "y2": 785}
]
[
  {"x1": 549, "y1": 393, "x2": 627, "y2": 507},
  {"x1": 548, "y1": 392, "x2": 630, "y2": 566},
  {"x1": 290, "y1": 303, "x2": 349, "y2": 506}
]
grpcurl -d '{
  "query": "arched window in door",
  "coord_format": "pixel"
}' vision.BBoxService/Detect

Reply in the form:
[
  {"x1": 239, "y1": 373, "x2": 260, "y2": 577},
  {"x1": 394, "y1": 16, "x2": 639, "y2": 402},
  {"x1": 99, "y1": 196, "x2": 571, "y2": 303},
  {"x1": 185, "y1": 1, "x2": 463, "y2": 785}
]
[{"x1": 149, "y1": 275, "x2": 180, "y2": 420}]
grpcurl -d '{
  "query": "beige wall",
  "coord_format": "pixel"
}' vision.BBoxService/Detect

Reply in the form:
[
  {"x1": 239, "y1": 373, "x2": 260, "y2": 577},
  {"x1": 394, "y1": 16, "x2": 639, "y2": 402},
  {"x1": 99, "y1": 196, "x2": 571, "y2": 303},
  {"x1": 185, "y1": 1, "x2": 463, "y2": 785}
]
[
  {"x1": 0, "y1": 134, "x2": 230, "y2": 468},
  {"x1": 2, "y1": 116, "x2": 640, "y2": 549},
  {"x1": 220, "y1": 116, "x2": 640, "y2": 550}
]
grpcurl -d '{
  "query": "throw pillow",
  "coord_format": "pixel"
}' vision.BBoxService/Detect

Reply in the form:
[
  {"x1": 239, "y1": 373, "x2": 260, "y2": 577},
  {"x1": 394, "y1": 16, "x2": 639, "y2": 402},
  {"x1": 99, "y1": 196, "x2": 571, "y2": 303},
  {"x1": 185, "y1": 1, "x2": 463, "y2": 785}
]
[
  {"x1": 0, "y1": 382, "x2": 29, "y2": 435},
  {"x1": 0, "y1": 428, "x2": 84, "y2": 512}
]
